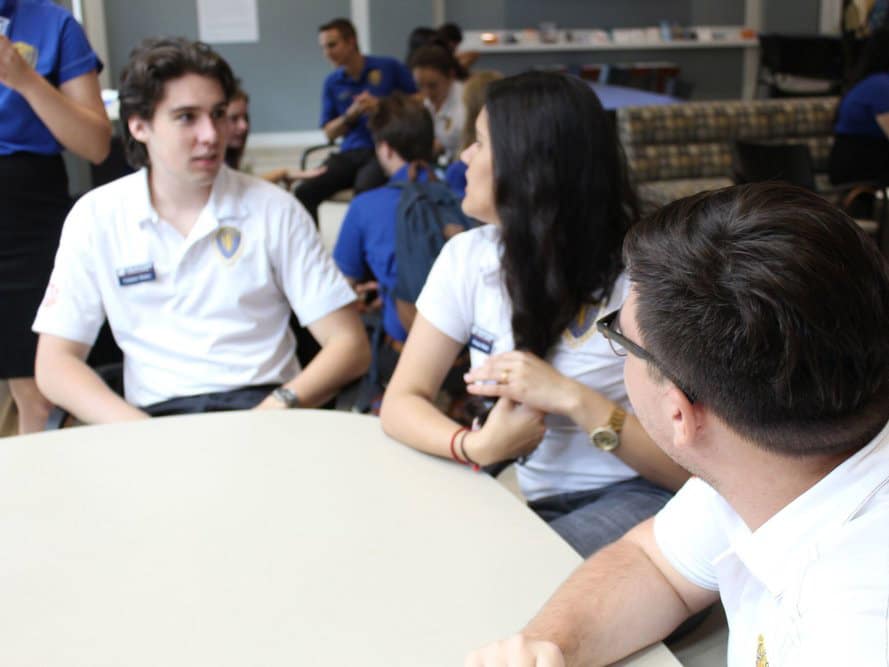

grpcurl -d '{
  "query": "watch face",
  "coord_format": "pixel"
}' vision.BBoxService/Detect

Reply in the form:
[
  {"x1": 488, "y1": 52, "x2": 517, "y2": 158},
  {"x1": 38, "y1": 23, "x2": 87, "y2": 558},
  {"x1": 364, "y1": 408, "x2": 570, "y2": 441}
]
[{"x1": 592, "y1": 428, "x2": 619, "y2": 452}]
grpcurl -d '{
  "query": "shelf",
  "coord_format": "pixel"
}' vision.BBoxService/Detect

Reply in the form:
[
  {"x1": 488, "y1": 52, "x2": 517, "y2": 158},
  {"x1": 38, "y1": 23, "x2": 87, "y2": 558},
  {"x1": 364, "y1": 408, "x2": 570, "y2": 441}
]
[{"x1": 462, "y1": 26, "x2": 758, "y2": 54}]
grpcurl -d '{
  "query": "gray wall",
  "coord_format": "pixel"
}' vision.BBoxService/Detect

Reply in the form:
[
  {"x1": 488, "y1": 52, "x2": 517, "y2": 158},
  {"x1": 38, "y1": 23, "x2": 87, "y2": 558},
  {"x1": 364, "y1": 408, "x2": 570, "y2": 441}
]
[
  {"x1": 103, "y1": 0, "x2": 348, "y2": 132},
  {"x1": 369, "y1": 0, "x2": 435, "y2": 60},
  {"x1": 98, "y1": 0, "x2": 825, "y2": 132},
  {"x1": 764, "y1": 0, "x2": 822, "y2": 33}
]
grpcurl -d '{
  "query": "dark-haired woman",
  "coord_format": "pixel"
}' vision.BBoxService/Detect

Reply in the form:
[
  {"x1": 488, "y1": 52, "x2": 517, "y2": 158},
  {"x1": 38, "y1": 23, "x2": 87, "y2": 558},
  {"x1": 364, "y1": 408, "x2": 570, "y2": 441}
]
[
  {"x1": 380, "y1": 72, "x2": 688, "y2": 557},
  {"x1": 409, "y1": 43, "x2": 464, "y2": 163},
  {"x1": 829, "y1": 28, "x2": 889, "y2": 184},
  {"x1": 0, "y1": 0, "x2": 110, "y2": 433}
]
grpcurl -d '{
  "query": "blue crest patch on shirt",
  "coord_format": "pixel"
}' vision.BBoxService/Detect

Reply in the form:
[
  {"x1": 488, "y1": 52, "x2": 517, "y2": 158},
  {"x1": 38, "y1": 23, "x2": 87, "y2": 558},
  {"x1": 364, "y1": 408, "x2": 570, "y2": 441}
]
[
  {"x1": 215, "y1": 226, "x2": 241, "y2": 260},
  {"x1": 561, "y1": 304, "x2": 602, "y2": 348}
]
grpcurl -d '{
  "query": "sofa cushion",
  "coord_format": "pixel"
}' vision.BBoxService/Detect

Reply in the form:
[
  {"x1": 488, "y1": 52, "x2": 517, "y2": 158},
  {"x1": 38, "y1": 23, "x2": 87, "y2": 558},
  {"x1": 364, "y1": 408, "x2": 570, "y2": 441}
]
[{"x1": 618, "y1": 97, "x2": 839, "y2": 148}]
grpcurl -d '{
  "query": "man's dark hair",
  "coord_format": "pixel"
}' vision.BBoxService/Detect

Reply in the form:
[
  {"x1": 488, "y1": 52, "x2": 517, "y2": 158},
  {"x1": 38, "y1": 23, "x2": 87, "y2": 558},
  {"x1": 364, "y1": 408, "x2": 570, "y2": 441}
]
[
  {"x1": 119, "y1": 37, "x2": 236, "y2": 168},
  {"x1": 319, "y1": 17, "x2": 357, "y2": 43},
  {"x1": 368, "y1": 93, "x2": 434, "y2": 163},
  {"x1": 624, "y1": 182, "x2": 889, "y2": 457}
]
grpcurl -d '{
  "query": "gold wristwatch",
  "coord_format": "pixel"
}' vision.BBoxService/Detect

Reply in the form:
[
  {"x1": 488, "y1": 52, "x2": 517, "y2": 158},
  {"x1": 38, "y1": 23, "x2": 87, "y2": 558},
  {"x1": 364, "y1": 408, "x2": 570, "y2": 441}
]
[{"x1": 590, "y1": 406, "x2": 626, "y2": 452}]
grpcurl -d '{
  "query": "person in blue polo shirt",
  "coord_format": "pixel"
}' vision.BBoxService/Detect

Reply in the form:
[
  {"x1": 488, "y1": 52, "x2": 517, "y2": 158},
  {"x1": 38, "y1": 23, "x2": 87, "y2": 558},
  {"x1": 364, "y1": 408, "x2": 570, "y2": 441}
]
[
  {"x1": 333, "y1": 94, "x2": 440, "y2": 389},
  {"x1": 0, "y1": 0, "x2": 110, "y2": 433},
  {"x1": 294, "y1": 17, "x2": 417, "y2": 222}
]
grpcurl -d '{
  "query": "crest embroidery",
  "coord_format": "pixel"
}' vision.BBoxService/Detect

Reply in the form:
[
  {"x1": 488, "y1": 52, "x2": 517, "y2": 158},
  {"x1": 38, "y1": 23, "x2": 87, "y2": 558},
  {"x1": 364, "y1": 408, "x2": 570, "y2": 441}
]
[
  {"x1": 215, "y1": 226, "x2": 242, "y2": 261},
  {"x1": 13, "y1": 42, "x2": 38, "y2": 68},
  {"x1": 561, "y1": 304, "x2": 600, "y2": 348},
  {"x1": 756, "y1": 634, "x2": 769, "y2": 667},
  {"x1": 368, "y1": 69, "x2": 382, "y2": 86}
]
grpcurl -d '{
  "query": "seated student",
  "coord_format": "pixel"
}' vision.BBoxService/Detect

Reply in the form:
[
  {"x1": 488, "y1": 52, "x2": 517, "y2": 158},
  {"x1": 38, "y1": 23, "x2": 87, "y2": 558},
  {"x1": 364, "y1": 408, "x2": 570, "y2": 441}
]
[
  {"x1": 333, "y1": 94, "x2": 468, "y2": 392},
  {"x1": 224, "y1": 84, "x2": 325, "y2": 186},
  {"x1": 294, "y1": 18, "x2": 417, "y2": 222},
  {"x1": 409, "y1": 43, "x2": 465, "y2": 164},
  {"x1": 829, "y1": 28, "x2": 889, "y2": 184},
  {"x1": 466, "y1": 182, "x2": 889, "y2": 666},
  {"x1": 380, "y1": 72, "x2": 688, "y2": 558},
  {"x1": 32, "y1": 37, "x2": 370, "y2": 422},
  {"x1": 444, "y1": 70, "x2": 501, "y2": 198}
]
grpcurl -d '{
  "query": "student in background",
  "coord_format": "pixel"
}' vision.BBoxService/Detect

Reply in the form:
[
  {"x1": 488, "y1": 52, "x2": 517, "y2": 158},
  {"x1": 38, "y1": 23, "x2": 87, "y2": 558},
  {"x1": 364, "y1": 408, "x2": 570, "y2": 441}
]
[
  {"x1": 294, "y1": 18, "x2": 417, "y2": 222},
  {"x1": 381, "y1": 72, "x2": 688, "y2": 558},
  {"x1": 444, "y1": 70, "x2": 501, "y2": 198},
  {"x1": 334, "y1": 94, "x2": 469, "y2": 403},
  {"x1": 33, "y1": 37, "x2": 369, "y2": 423},
  {"x1": 0, "y1": 0, "x2": 111, "y2": 433},
  {"x1": 829, "y1": 28, "x2": 889, "y2": 183},
  {"x1": 224, "y1": 85, "x2": 250, "y2": 170},
  {"x1": 409, "y1": 42, "x2": 465, "y2": 164},
  {"x1": 466, "y1": 183, "x2": 889, "y2": 667},
  {"x1": 224, "y1": 84, "x2": 325, "y2": 187}
]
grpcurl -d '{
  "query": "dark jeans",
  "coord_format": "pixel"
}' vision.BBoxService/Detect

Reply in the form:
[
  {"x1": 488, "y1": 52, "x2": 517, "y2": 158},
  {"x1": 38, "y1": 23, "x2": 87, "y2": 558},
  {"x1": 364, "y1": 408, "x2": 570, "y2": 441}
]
[
  {"x1": 293, "y1": 147, "x2": 387, "y2": 222},
  {"x1": 529, "y1": 476, "x2": 673, "y2": 558},
  {"x1": 142, "y1": 384, "x2": 278, "y2": 417}
]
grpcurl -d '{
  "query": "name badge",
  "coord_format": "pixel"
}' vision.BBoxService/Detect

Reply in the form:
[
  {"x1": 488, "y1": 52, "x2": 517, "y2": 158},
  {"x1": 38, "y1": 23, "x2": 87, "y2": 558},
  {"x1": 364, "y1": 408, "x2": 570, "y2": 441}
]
[
  {"x1": 117, "y1": 262, "x2": 156, "y2": 287},
  {"x1": 468, "y1": 326, "x2": 495, "y2": 355}
]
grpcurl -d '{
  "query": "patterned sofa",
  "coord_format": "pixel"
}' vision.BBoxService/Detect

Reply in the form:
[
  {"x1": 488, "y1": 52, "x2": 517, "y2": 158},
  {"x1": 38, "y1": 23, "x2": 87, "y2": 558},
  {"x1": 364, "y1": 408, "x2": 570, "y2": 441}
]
[{"x1": 616, "y1": 97, "x2": 839, "y2": 209}]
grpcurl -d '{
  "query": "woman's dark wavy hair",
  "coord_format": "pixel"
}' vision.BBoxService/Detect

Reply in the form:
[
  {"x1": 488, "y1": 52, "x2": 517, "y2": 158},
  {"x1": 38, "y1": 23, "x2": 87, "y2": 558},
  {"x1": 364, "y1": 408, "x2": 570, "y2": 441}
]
[
  {"x1": 119, "y1": 37, "x2": 236, "y2": 168},
  {"x1": 485, "y1": 71, "x2": 639, "y2": 358}
]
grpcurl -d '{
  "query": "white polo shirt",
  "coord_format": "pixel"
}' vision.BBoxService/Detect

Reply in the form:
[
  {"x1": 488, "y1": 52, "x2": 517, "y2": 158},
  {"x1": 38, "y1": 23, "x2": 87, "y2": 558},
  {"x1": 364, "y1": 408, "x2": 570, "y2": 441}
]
[
  {"x1": 424, "y1": 79, "x2": 465, "y2": 163},
  {"x1": 416, "y1": 224, "x2": 637, "y2": 501},
  {"x1": 33, "y1": 166, "x2": 356, "y2": 407},
  {"x1": 655, "y1": 421, "x2": 889, "y2": 666}
]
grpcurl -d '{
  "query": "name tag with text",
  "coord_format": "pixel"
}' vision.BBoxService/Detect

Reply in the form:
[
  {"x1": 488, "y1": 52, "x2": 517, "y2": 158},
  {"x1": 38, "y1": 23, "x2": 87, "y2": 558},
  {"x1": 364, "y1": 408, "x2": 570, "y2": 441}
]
[{"x1": 117, "y1": 262, "x2": 156, "y2": 287}]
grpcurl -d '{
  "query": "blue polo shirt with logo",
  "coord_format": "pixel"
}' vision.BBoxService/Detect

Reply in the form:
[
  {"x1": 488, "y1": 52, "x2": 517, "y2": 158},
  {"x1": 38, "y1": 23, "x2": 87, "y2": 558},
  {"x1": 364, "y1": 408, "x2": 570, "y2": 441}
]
[
  {"x1": 333, "y1": 164, "x2": 434, "y2": 341},
  {"x1": 0, "y1": 0, "x2": 103, "y2": 155},
  {"x1": 320, "y1": 55, "x2": 416, "y2": 152}
]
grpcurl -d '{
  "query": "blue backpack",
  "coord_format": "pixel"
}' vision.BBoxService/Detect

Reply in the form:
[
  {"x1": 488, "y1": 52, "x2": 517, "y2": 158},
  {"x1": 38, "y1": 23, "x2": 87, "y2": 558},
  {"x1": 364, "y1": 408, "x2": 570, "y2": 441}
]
[{"x1": 390, "y1": 164, "x2": 474, "y2": 304}]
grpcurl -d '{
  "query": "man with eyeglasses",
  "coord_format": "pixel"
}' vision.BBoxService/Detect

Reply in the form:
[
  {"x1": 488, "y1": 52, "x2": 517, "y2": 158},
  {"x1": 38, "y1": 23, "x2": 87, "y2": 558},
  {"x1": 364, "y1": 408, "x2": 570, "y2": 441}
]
[{"x1": 466, "y1": 182, "x2": 889, "y2": 666}]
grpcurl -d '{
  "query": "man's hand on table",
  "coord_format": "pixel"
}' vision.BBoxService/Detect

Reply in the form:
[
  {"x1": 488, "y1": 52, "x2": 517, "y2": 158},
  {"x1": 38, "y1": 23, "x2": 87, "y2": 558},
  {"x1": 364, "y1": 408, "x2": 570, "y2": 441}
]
[{"x1": 465, "y1": 635, "x2": 566, "y2": 667}]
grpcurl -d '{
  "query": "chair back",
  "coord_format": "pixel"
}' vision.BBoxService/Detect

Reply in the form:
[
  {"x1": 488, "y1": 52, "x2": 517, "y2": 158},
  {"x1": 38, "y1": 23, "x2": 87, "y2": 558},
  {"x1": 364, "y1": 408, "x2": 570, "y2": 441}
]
[{"x1": 733, "y1": 140, "x2": 817, "y2": 190}]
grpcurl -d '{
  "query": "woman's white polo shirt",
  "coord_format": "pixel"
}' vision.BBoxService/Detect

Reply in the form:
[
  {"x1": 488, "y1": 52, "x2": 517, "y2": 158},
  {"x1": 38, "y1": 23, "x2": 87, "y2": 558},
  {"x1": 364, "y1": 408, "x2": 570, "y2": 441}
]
[{"x1": 416, "y1": 224, "x2": 637, "y2": 501}]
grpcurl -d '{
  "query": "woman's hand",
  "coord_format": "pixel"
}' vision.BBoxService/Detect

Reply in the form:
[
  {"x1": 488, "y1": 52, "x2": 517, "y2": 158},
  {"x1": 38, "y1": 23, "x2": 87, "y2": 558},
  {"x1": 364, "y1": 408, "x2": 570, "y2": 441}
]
[
  {"x1": 463, "y1": 396, "x2": 546, "y2": 466},
  {"x1": 464, "y1": 350, "x2": 581, "y2": 416},
  {"x1": 0, "y1": 35, "x2": 38, "y2": 93}
]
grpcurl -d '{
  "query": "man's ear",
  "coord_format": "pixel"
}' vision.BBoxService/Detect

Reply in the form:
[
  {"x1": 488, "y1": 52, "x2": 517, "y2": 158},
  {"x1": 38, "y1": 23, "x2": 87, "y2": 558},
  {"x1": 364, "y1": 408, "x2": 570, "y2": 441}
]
[
  {"x1": 666, "y1": 384, "x2": 702, "y2": 452},
  {"x1": 128, "y1": 115, "x2": 150, "y2": 143}
]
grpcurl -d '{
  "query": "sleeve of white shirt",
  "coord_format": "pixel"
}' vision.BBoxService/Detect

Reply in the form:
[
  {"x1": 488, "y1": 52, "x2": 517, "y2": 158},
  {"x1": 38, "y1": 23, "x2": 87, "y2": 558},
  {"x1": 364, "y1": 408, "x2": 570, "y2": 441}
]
[
  {"x1": 414, "y1": 229, "x2": 477, "y2": 344},
  {"x1": 32, "y1": 196, "x2": 106, "y2": 346},
  {"x1": 275, "y1": 198, "x2": 356, "y2": 326},
  {"x1": 653, "y1": 477, "x2": 727, "y2": 592}
]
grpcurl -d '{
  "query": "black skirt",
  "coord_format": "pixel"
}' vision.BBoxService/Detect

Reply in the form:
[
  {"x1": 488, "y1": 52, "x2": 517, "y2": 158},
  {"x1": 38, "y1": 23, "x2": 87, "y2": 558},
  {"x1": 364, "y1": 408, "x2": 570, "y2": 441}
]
[{"x1": 0, "y1": 152, "x2": 71, "y2": 378}]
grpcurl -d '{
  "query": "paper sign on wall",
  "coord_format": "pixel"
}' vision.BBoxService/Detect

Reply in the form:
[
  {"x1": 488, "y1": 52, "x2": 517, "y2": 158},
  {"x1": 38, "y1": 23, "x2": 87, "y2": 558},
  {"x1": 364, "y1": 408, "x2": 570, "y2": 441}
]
[{"x1": 197, "y1": 0, "x2": 259, "y2": 44}]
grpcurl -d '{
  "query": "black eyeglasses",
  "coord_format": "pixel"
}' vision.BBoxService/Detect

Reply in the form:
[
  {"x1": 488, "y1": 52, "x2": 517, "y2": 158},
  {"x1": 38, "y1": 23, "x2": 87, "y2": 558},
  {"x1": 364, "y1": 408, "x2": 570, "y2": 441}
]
[{"x1": 596, "y1": 308, "x2": 696, "y2": 403}]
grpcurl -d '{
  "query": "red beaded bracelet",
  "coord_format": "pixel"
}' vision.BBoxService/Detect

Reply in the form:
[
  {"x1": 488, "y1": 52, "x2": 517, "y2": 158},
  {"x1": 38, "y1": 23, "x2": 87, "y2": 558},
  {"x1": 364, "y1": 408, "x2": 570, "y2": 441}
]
[{"x1": 450, "y1": 426, "x2": 469, "y2": 464}]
